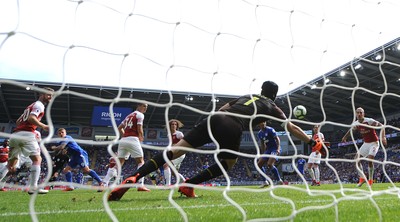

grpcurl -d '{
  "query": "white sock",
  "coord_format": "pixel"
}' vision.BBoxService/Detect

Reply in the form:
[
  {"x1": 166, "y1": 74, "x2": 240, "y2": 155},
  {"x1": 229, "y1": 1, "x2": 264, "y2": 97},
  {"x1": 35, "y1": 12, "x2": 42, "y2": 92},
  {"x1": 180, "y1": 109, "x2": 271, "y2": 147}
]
[
  {"x1": 314, "y1": 167, "x2": 320, "y2": 182},
  {"x1": 177, "y1": 173, "x2": 185, "y2": 183},
  {"x1": 164, "y1": 167, "x2": 171, "y2": 186},
  {"x1": 307, "y1": 168, "x2": 315, "y2": 180},
  {"x1": 30, "y1": 165, "x2": 40, "y2": 189},
  {"x1": 103, "y1": 173, "x2": 111, "y2": 186},
  {"x1": 368, "y1": 166, "x2": 374, "y2": 181},
  {"x1": 357, "y1": 163, "x2": 364, "y2": 177},
  {"x1": 0, "y1": 167, "x2": 8, "y2": 182},
  {"x1": 137, "y1": 163, "x2": 144, "y2": 186}
]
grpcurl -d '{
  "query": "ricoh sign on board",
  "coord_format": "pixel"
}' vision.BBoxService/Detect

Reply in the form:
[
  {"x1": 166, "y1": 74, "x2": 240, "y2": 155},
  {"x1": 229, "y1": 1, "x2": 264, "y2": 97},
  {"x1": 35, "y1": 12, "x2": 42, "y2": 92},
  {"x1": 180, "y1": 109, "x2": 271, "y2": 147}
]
[{"x1": 91, "y1": 106, "x2": 133, "y2": 126}]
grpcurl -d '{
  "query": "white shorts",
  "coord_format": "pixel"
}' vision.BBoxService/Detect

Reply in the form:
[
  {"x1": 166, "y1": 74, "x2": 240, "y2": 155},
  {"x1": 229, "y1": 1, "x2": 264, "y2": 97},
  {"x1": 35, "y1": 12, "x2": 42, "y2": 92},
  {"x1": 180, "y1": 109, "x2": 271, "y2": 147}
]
[
  {"x1": 16, "y1": 154, "x2": 33, "y2": 169},
  {"x1": 117, "y1": 136, "x2": 143, "y2": 159},
  {"x1": 308, "y1": 152, "x2": 321, "y2": 164},
  {"x1": 106, "y1": 167, "x2": 117, "y2": 178},
  {"x1": 359, "y1": 141, "x2": 379, "y2": 157},
  {"x1": 9, "y1": 131, "x2": 41, "y2": 159},
  {"x1": 171, "y1": 154, "x2": 186, "y2": 170}
]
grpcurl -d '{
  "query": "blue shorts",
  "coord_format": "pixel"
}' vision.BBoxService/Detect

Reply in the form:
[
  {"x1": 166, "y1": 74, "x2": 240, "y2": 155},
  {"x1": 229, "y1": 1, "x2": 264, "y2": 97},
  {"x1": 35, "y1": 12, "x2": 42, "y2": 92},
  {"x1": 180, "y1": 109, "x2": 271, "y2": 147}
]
[
  {"x1": 262, "y1": 149, "x2": 279, "y2": 161},
  {"x1": 68, "y1": 152, "x2": 89, "y2": 169}
]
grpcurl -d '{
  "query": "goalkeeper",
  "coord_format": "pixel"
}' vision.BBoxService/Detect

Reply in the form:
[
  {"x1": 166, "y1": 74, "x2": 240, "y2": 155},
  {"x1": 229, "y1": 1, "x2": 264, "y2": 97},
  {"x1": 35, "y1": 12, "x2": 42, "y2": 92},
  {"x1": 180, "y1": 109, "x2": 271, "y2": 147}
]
[{"x1": 108, "y1": 80, "x2": 323, "y2": 200}]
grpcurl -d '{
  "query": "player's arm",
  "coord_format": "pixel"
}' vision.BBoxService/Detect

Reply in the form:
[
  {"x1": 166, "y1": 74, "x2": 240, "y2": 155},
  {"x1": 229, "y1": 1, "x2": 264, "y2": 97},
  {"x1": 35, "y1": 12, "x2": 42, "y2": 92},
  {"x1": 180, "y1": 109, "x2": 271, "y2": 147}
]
[
  {"x1": 137, "y1": 124, "x2": 144, "y2": 142},
  {"x1": 259, "y1": 139, "x2": 266, "y2": 153},
  {"x1": 218, "y1": 98, "x2": 239, "y2": 111},
  {"x1": 118, "y1": 122, "x2": 125, "y2": 138},
  {"x1": 257, "y1": 132, "x2": 266, "y2": 153},
  {"x1": 274, "y1": 135, "x2": 281, "y2": 154},
  {"x1": 28, "y1": 114, "x2": 49, "y2": 131},
  {"x1": 374, "y1": 121, "x2": 387, "y2": 146},
  {"x1": 341, "y1": 129, "x2": 352, "y2": 142},
  {"x1": 51, "y1": 142, "x2": 67, "y2": 151},
  {"x1": 285, "y1": 122, "x2": 321, "y2": 151}
]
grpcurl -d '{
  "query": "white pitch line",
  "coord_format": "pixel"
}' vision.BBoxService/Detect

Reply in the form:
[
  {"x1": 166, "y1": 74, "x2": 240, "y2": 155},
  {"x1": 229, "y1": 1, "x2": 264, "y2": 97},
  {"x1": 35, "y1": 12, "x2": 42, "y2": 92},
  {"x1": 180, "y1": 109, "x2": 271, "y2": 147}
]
[{"x1": 1, "y1": 196, "x2": 394, "y2": 218}]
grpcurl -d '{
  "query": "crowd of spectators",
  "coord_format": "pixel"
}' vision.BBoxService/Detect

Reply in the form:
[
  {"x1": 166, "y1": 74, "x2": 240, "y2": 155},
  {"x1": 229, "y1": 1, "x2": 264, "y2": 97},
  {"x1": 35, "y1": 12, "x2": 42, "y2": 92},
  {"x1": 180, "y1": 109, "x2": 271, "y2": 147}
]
[{"x1": 3, "y1": 116, "x2": 400, "y2": 187}]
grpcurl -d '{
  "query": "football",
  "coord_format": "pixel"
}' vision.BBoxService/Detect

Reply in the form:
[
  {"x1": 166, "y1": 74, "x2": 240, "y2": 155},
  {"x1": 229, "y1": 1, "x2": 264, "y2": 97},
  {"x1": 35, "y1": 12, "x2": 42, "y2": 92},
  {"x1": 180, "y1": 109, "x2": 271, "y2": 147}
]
[{"x1": 293, "y1": 105, "x2": 307, "y2": 119}]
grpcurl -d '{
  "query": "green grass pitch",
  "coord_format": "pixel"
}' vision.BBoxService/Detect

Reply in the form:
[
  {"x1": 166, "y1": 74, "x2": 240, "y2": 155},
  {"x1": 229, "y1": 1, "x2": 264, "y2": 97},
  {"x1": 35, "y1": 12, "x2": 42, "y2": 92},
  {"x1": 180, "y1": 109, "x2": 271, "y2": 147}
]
[{"x1": 1, "y1": 183, "x2": 399, "y2": 222}]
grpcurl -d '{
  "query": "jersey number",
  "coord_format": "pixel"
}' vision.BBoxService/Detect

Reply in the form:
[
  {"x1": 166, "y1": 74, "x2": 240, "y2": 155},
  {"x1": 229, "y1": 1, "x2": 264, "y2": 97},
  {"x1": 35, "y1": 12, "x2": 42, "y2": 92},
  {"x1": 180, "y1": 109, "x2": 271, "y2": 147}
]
[
  {"x1": 125, "y1": 116, "x2": 135, "y2": 129},
  {"x1": 244, "y1": 97, "x2": 260, "y2": 106},
  {"x1": 20, "y1": 108, "x2": 31, "y2": 122}
]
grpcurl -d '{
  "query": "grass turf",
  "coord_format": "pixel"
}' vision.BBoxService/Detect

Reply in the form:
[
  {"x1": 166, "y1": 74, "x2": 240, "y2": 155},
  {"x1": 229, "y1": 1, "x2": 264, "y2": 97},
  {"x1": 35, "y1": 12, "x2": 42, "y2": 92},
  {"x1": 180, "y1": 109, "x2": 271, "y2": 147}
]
[{"x1": 0, "y1": 183, "x2": 399, "y2": 222}]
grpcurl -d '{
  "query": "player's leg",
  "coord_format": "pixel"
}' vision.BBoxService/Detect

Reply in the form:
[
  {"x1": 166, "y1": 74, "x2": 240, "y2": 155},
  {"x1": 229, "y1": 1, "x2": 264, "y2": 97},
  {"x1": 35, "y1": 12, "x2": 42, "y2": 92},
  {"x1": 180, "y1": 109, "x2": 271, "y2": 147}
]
[
  {"x1": 307, "y1": 153, "x2": 317, "y2": 185},
  {"x1": 63, "y1": 165, "x2": 74, "y2": 191},
  {"x1": 108, "y1": 144, "x2": 189, "y2": 201},
  {"x1": 7, "y1": 137, "x2": 21, "y2": 174},
  {"x1": 0, "y1": 162, "x2": 9, "y2": 182},
  {"x1": 267, "y1": 155, "x2": 282, "y2": 185},
  {"x1": 171, "y1": 154, "x2": 186, "y2": 183},
  {"x1": 257, "y1": 157, "x2": 269, "y2": 187},
  {"x1": 163, "y1": 163, "x2": 171, "y2": 186},
  {"x1": 179, "y1": 115, "x2": 242, "y2": 196},
  {"x1": 103, "y1": 168, "x2": 114, "y2": 186},
  {"x1": 366, "y1": 142, "x2": 379, "y2": 186},
  {"x1": 134, "y1": 157, "x2": 150, "y2": 191},
  {"x1": 367, "y1": 157, "x2": 374, "y2": 186},
  {"x1": 179, "y1": 158, "x2": 236, "y2": 197},
  {"x1": 0, "y1": 163, "x2": 8, "y2": 191},
  {"x1": 314, "y1": 153, "x2": 322, "y2": 185},
  {"x1": 356, "y1": 144, "x2": 369, "y2": 187},
  {"x1": 83, "y1": 166, "x2": 102, "y2": 185},
  {"x1": 82, "y1": 165, "x2": 103, "y2": 191},
  {"x1": 130, "y1": 138, "x2": 150, "y2": 191},
  {"x1": 313, "y1": 164, "x2": 320, "y2": 185},
  {"x1": 28, "y1": 154, "x2": 47, "y2": 194}
]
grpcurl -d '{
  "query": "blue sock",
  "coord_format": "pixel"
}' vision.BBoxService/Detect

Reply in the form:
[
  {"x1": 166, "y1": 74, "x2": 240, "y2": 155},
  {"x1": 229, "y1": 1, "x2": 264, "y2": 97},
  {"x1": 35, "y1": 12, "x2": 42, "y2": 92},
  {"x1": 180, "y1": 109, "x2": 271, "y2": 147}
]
[
  {"x1": 271, "y1": 166, "x2": 281, "y2": 181},
  {"x1": 261, "y1": 166, "x2": 267, "y2": 174},
  {"x1": 65, "y1": 171, "x2": 72, "y2": 183},
  {"x1": 89, "y1": 170, "x2": 102, "y2": 184},
  {"x1": 75, "y1": 172, "x2": 83, "y2": 184}
]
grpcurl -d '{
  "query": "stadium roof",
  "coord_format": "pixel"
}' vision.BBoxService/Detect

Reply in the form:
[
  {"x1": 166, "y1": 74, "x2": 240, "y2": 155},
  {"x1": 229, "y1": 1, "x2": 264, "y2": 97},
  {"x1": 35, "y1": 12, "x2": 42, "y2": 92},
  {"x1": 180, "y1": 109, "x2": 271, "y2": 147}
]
[{"x1": 1, "y1": 38, "x2": 400, "y2": 131}]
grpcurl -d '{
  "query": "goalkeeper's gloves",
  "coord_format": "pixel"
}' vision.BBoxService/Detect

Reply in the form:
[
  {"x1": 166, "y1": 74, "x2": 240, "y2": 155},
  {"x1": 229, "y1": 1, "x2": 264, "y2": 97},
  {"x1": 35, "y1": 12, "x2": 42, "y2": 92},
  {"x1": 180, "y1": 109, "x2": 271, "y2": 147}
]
[{"x1": 308, "y1": 138, "x2": 322, "y2": 152}]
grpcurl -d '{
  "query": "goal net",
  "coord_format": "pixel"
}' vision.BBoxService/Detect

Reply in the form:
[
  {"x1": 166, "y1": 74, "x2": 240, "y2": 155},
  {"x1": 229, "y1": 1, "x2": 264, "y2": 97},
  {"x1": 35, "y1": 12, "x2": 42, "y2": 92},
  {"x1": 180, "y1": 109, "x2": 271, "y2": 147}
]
[{"x1": 1, "y1": 0, "x2": 400, "y2": 221}]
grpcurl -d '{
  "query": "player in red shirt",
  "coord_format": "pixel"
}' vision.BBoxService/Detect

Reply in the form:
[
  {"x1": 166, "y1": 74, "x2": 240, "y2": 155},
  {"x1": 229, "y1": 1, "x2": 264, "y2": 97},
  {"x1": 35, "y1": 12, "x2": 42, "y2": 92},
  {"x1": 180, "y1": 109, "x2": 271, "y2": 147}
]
[
  {"x1": 102, "y1": 156, "x2": 118, "y2": 187},
  {"x1": 163, "y1": 119, "x2": 186, "y2": 186},
  {"x1": 307, "y1": 125, "x2": 325, "y2": 186},
  {"x1": 115, "y1": 103, "x2": 150, "y2": 191},
  {"x1": 7, "y1": 87, "x2": 54, "y2": 194},
  {"x1": 342, "y1": 107, "x2": 387, "y2": 187},
  {"x1": 0, "y1": 139, "x2": 10, "y2": 191}
]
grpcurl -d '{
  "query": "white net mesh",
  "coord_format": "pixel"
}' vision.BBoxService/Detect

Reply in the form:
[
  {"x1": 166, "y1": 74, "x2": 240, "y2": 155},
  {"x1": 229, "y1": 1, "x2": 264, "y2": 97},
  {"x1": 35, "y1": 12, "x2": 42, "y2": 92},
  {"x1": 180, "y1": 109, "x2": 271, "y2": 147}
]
[{"x1": 1, "y1": 0, "x2": 400, "y2": 221}]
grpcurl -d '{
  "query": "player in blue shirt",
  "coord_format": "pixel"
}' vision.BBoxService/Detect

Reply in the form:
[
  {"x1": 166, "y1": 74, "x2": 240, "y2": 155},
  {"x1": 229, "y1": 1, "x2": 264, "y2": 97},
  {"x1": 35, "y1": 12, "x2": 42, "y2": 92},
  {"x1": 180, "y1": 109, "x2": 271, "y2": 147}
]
[
  {"x1": 257, "y1": 121, "x2": 283, "y2": 187},
  {"x1": 296, "y1": 158, "x2": 306, "y2": 182},
  {"x1": 297, "y1": 158, "x2": 306, "y2": 175},
  {"x1": 52, "y1": 128, "x2": 103, "y2": 191}
]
